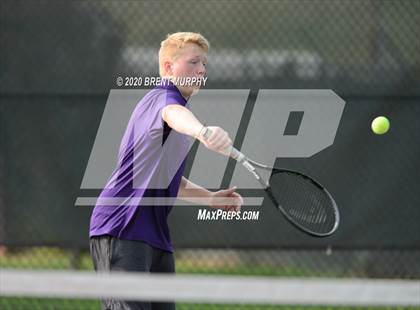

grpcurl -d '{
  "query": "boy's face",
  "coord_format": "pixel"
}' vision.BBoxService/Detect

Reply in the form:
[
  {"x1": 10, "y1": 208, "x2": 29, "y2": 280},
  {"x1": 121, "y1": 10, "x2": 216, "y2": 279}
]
[{"x1": 166, "y1": 43, "x2": 207, "y2": 95}]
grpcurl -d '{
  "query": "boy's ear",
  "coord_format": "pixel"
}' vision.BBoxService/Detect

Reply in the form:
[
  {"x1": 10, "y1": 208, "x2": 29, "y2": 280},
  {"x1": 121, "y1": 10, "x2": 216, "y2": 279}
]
[{"x1": 164, "y1": 61, "x2": 173, "y2": 75}]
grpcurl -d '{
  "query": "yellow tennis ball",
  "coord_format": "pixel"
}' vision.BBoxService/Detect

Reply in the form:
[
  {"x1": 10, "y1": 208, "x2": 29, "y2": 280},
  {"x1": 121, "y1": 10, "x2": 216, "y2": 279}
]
[{"x1": 371, "y1": 116, "x2": 390, "y2": 135}]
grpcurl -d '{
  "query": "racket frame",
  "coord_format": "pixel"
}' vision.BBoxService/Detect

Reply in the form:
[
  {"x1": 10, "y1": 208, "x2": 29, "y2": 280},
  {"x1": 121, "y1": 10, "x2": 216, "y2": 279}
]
[{"x1": 202, "y1": 128, "x2": 340, "y2": 237}]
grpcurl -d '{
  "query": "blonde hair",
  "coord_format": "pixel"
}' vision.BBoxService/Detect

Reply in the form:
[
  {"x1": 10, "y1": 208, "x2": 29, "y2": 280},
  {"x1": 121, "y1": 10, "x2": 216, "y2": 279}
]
[{"x1": 159, "y1": 32, "x2": 210, "y2": 77}]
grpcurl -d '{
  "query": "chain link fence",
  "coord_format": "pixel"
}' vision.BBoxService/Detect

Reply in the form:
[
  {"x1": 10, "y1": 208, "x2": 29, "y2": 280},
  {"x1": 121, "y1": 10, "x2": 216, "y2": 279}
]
[
  {"x1": 1, "y1": 0, "x2": 419, "y2": 308},
  {"x1": 1, "y1": 0, "x2": 419, "y2": 95}
]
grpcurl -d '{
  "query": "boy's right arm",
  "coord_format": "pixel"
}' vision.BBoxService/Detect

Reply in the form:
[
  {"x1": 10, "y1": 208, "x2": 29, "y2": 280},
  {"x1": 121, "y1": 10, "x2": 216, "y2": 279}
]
[{"x1": 161, "y1": 104, "x2": 232, "y2": 155}]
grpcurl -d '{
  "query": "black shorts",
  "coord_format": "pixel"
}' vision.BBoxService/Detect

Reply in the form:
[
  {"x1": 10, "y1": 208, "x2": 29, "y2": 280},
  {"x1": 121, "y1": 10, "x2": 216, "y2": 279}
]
[{"x1": 89, "y1": 235, "x2": 175, "y2": 310}]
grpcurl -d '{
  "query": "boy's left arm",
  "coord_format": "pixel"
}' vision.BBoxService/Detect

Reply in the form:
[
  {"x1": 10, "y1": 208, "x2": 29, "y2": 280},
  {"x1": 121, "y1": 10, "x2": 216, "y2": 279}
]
[{"x1": 177, "y1": 177, "x2": 242, "y2": 211}]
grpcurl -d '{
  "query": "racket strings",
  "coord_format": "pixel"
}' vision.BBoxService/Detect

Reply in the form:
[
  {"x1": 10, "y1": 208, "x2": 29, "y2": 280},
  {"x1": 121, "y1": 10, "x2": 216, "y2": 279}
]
[{"x1": 269, "y1": 171, "x2": 337, "y2": 234}]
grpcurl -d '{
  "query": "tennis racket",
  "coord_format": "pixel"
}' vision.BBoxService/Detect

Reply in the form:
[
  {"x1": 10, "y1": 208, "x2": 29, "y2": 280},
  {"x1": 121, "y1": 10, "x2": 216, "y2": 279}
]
[{"x1": 203, "y1": 129, "x2": 339, "y2": 237}]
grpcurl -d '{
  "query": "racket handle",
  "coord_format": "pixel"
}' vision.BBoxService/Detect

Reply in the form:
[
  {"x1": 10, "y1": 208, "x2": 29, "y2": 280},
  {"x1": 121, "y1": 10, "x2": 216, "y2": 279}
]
[{"x1": 202, "y1": 127, "x2": 245, "y2": 162}]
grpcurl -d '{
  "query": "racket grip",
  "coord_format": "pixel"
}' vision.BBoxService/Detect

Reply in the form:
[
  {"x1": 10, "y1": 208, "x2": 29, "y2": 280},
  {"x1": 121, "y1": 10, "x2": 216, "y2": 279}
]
[{"x1": 202, "y1": 127, "x2": 245, "y2": 161}]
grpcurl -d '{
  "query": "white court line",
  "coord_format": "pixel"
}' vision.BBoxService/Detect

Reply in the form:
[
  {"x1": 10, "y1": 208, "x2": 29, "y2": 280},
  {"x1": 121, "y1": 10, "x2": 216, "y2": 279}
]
[{"x1": 1, "y1": 269, "x2": 419, "y2": 306}]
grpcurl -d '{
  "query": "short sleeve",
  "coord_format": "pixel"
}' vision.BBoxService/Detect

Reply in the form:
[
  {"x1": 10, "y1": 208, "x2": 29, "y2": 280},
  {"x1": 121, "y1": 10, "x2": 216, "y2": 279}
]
[{"x1": 148, "y1": 89, "x2": 185, "y2": 139}]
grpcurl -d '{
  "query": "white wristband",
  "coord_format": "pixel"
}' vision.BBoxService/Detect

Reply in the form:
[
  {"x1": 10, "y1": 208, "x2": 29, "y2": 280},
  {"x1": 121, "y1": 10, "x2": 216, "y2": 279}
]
[{"x1": 196, "y1": 125, "x2": 207, "y2": 139}]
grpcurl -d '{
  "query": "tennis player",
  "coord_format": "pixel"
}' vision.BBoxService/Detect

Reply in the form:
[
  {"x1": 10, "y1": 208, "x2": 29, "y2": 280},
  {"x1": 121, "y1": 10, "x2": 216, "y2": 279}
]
[{"x1": 89, "y1": 32, "x2": 243, "y2": 310}]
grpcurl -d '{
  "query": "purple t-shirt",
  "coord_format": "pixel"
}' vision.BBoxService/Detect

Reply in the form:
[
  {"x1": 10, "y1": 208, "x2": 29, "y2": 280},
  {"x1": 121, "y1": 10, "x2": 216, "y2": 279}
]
[{"x1": 89, "y1": 81, "x2": 191, "y2": 252}]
